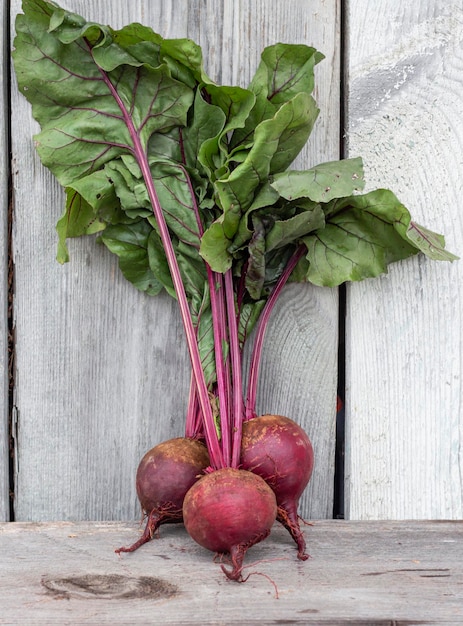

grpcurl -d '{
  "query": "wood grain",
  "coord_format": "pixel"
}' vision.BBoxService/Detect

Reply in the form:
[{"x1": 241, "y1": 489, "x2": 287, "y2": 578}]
[
  {"x1": 344, "y1": 0, "x2": 463, "y2": 519},
  {"x1": 1, "y1": 520, "x2": 462, "y2": 623},
  {"x1": 9, "y1": 0, "x2": 341, "y2": 521},
  {"x1": 0, "y1": 2, "x2": 9, "y2": 522}
]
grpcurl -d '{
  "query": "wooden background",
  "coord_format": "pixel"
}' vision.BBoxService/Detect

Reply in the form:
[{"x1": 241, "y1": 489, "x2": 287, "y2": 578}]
[{"x1": 0, "y1": 0, "x2": 461, "y2": 523}]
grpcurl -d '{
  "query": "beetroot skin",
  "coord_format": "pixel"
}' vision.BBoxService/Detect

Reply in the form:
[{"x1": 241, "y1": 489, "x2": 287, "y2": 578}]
[
  {"x1": 240, "y1": 414, "x2": 314, "y2": 560},
  {"x1": 183, "y1": 468, "x2": 277, "y2": 581},
  {"x1": 116, "y1": 437, "x2": 209, "y2": 554}
]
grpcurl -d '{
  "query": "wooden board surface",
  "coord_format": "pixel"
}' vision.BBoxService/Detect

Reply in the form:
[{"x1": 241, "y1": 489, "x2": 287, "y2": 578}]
[
  {"x1": 8, "y1": 0, "x2": 341, "y2": 522},
  {"x1": 344, "y1": 0, "x2": 463, "y2": 519},
  {"x1": 1, "y1": 520, "x2": 462, "y2": 624},
  {"x1": 0, "y1": 1, "x2": 10, "y2": 522}
]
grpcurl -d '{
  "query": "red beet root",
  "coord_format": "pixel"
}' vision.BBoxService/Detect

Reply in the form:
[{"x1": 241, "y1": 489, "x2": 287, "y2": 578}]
[
  {"x1": 116, "y1": 437, "x2": 209, "y2": 554},
  {"x1": 183, "y1": 468, "x2": 277, "y2": 581},
  {"x1": 240, "y1": 414, "x2": 314, "y2": 560}
]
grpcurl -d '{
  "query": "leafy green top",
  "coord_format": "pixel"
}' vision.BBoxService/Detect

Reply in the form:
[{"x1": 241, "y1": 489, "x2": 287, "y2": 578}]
[{"x1": 13, "y1": 0, "x2": 458, "y2": 414}]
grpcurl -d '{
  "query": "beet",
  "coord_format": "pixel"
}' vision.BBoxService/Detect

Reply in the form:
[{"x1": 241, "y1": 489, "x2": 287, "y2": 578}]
[
  {"x1": 183, "y1": 467, "x2": 277, "y2": 581},
  {"x1": 116, "y1": 437, "x2": 210, "y2": 554},
  {"x1": 240, "y1": 414, "x2": 314, "y2": 560}
]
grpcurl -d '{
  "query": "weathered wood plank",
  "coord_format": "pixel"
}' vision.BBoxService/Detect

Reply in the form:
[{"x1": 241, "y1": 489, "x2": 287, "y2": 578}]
[
  {"x1": 9, "y1": 0, "x2": 341, "y2": 521},
  {"x1": 0, "y1": 2, "x2": 10, "y2": 522},
  {"x1": 344, "y1": 0, "x2": 463, "y2": 519},
  {"x1": 1, "y1": 520, "x2": 462, "y2": 624}
]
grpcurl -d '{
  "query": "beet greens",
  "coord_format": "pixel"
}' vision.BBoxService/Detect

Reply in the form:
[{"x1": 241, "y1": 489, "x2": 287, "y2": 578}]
[{"x1": 13, "y1": 0, "x2": 457, "y2": 579}]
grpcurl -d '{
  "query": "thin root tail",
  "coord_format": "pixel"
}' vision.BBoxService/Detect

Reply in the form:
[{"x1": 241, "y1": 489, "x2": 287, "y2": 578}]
[
  {"x1": 277, "y1": 504, "x2": 309, "y2": 561},
  {"x1": 115, "y1": 509, "x2": 164, "y2": 554},
  {"x1": 220, "y1": 529, "x2": 271, "y2": 582}
]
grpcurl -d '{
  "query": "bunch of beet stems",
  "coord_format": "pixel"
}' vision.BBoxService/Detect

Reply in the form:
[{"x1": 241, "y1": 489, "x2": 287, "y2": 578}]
[
  {"x1": 137, "y1": 156, "x2": 303, "y2": 465},
  {"x1": 130, "y1": 122, "x2": 307, "y2": 576},
  {"x1": 100, "y1": 46, "x2": 282, "y2": 465}
]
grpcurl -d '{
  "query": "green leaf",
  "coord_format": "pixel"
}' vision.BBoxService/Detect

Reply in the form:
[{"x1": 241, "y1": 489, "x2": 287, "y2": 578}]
[
  {"x1": 149, "y1": 160, "x2": 203, "y2": 249},
  {"x1": 245, "y1": 217, "x2": 267, "y2": 299},
  {"x1": 197, "y1": 84, "x2": 255, "y2": 178},
  {"x1": 47, "y1": 4, "x2": 110, "y2": 48},
  {"x1": 238, "y1": 299, "x2": 266, "y2": 348},
  {"x1": 13, "y1": 3, "x2": 194, "y2": 186},
  {"x1": 209, "y1": 92, "x2": 319, "y2": 260},
  {"x1": 268, "y1": 94, "x2": 319, "y2": 173},
  {"x1": 181, "y1": 90, "x2": 227, "y2": 174},
  {"x1": 195, "y1": 295, "x2": 216, "y2": 387},
  {"x1": 232, "y1": 43, "x2": 324, "y2": 149},
  {"x1": 148, "y1": 127, "x2": 183, "y2": 164},
  {"x1": 302, "y1": 189, "x2": 420, "y2": 286},
  {"x1": 205, "y1": 83, "x2": 256, "y2": 135},
  {"x1": 199, "y1": 219, "x2": 233, "y2": 273},
  {"x1": 147, "y1": 230, "x2": 175, "y2": 297},
  {"x1": 105, "y1": 158, "x2": 151, "y2": 218},
  {"x1": 161, "y1": 37, "x2": 213, "y2": 86},
  {"x1": 288, "y1": 254, "x2": 310, "y2": 284},
  {"x1": 177, "y1": 244, "x2": 208, "y2": 320},
  {"x1": 266, "y1": 204, "x2": 325, "y2": 252},
  {"x1": 406, "y1": 222, "x2": 459, "y2": 262},
  {"x1": 255, "y1": 43, "x2": 324, "y2": 106},
  {"x1": 271, "y1": 157, "x2": 365, "y2": 203},
  {"x1": 56, "y1": 187, "x2": 107, "y2": 263},
  {"x1": 106, "y1": 155, "x2": 204, "y2": 250},
  {"x1": 56, "y1": 167, "x2": 127, "y2": 261},
  {"x1": 231, "y1": 184, "x2": 281, "y2": 252},
  {"x1": 100, "y1": 221, "x2": 164, "y2": 295},
  {"x1": 110, "y1": 23, "x2": 163, "y2": 66},
  {"x1": 216, "y1": 93, "x2": 319, "y2": 218},
  {"x1": 263, "y1": 246, "x2": 299, "y2": 289}
]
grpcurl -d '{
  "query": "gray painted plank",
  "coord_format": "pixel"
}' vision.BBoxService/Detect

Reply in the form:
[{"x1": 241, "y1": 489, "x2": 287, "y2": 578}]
[
  {"x1": 10, "y1": 0, "x2": 340, "y2": 521},
  {"x1": 344, "y1": 0, "x2": 463, "y2": 519},
  {"x1": 0, "y1": 2, "x2": 10, "y2": 522},
  {"x1": 1, "y1": 520, "x2": 462, "y2": 623}
]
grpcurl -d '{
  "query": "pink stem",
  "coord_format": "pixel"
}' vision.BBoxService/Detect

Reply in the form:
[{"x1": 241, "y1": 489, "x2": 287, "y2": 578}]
[
  {"x1": 245, "y1": 245, "x2": 306, "y2": 420},
  {"x1": 225, "y1": 270, "x2": 244, "y2": 468},
  {"x1": 207, "y1": 270, "x2": 232, "y2": 465},
  {"x1": 181, "y1": 166, "x2": 231, "y2": 465},
  {"x1": 185, "y1": 372, "x2": 201, "y2": 439},
  {"x1": 95, "y1": 58, "x2": 224, "y2": 468}
]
